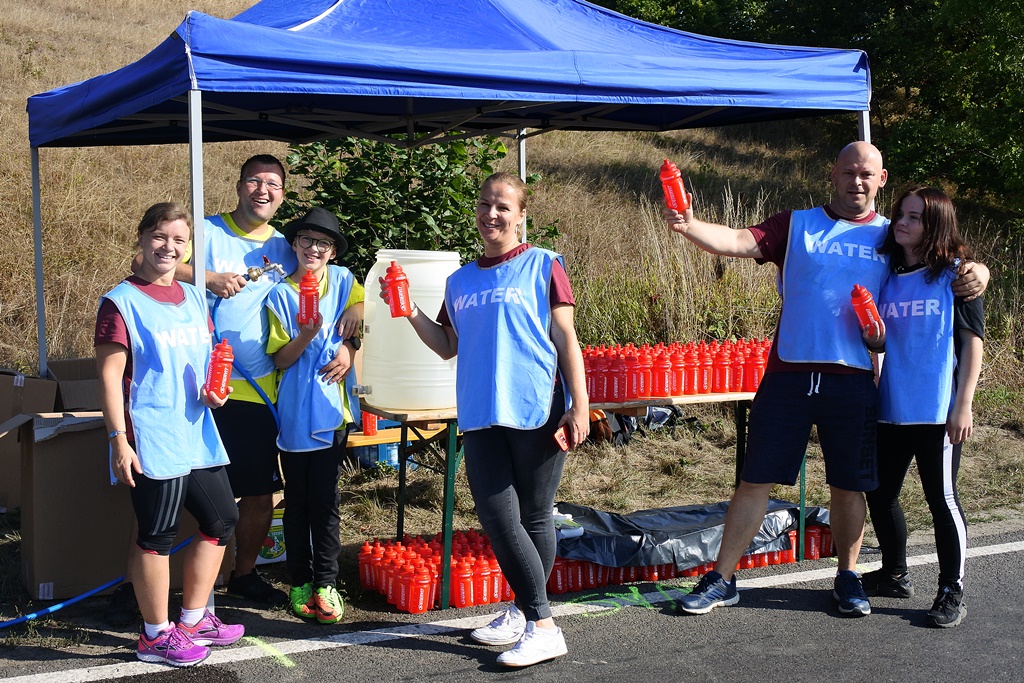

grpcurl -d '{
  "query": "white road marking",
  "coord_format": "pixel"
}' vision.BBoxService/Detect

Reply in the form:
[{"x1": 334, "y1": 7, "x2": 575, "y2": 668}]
[{"x1": 5, "y1": 540, "x2": 1021, "y2": 683}]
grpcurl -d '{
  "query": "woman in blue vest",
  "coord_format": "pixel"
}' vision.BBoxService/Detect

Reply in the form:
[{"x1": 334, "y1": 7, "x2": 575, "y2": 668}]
[
  {"x1": 863, "y1": 187, "x2": 984, "y2": 628},
  {"x1": 379, "y1": 172, "x2": 589, "y2": 667},
  {"x1": 265, "y1": 207, "x2": 363, "y2": 625},
  {"x1": 96, "y1": 203, "x2": 243, "y2": 667}
]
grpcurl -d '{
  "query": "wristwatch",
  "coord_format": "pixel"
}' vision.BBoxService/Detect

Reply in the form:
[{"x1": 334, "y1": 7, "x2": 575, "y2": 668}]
[
  {"x1": 345, "y1": 336, "x2": 361, "y2": 350},
  {"x1": 108, "y1": 430, "x2": 127, "y2": 441}
]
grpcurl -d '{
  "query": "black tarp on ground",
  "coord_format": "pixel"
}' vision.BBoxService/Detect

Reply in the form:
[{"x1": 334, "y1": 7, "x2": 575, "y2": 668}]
[{"x1": 555, "y1": 499, "x2": 830, "y2": 570}]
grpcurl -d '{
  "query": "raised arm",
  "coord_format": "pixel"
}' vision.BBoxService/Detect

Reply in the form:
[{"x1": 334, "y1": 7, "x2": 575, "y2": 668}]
[{"x1": 662, "y1": 204, "x2": 762, "y2": 258}]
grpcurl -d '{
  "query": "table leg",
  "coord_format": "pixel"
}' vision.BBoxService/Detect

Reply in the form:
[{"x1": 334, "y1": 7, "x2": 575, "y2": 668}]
[
  {"x1": 734, "y1": 400, "x2": 749, "y2": 488},
  {"x1": 396, "y1": 424, "x2": 409, "y2": 542},
  {"x1": 438, "y1": 420, "x2": 460, "y2": 610}
]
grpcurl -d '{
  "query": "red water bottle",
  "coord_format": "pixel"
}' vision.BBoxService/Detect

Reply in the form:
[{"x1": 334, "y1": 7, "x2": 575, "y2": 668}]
[
  {"x1": 625, "y1": 354, "x2": 640, "y2": 400},
  {"x1": 638, "y1": 348, "x2": 653, "y2": 398},
  {"x1": 712, "y1": 348, "x2": 731, "y2": 393},
  {"x1": 205, "y1": 339, "x2": 234, "y2": 400},
  {"x1": 659, "y1": 159, "x2": 691, "y2": 212},
  {"x1": 851, "y1": 284, "x2": 880, "y2": 329},
  {"x1": 408, "y1": 568, "x2": 432, "y2": 614},
  {"x1": 651, "y1": 352, "x2": 672, "y2": 397},
  {"x1": 451, "y1": 560, "x2": 474, "y2": 608},
  {"x1": 385, "y1": 261, "x2": 413, "y2": 317},
  {"x1": 683, "y1": 347, "x2": 697, "y2": 395},
  {"x1": 804, "y1": 526, "x2": 822, "y2": 560},
  {"x1": 358, "y1": 541, "x2": 375, "y2": 589},
  {"x1": 548, "y1": 558, "x2": 567, "y2": 595},
  {"x1": 297, "y1": 270, "x2": 320, "y2": 325},
  {"x1": 697, "y1": 347, "x2": 712, "y2": 394},
  {"x1": 362, "y1": 412, "x2": 378, "y2": 436}
]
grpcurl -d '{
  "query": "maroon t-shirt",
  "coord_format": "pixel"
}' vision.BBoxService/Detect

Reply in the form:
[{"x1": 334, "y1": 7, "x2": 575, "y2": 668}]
[
  {"x1": 95, "y1": 276, "x2": 215, "y2": 438},
  {"x1": 436, "y1": 243, "x2": 575, "y2": 327},
  {"x1": 748, "y1": 207, "x2": 880, "y2": 375}
]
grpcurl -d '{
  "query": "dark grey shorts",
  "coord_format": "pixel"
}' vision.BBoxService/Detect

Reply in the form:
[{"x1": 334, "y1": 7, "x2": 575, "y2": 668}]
[
  {"x1": 215, "y1": 399, "x2": 283, "y2": 497},
  {"x1": 742, "y1": 370, "x2": 878, "y2": 492}
]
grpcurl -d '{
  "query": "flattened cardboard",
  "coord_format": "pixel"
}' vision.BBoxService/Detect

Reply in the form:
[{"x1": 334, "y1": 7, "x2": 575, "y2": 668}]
[
  {"x1": 19, "y1": 412, "x2": 233, "y2": 600},
  {"x1": 0, "y1": 372, "x2": 57, "y2": 511},
  {"x1": 46, "y1": 358, "x2": 100, "y2": 412}
]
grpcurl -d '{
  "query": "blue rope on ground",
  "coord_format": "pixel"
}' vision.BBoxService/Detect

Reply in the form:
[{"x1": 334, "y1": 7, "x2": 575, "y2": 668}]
[
  {"x1": 0, "y1": 536, "x2": 194, "y2": 631},
  {"x1": 0, "y1": 294, "x2": 281, "y2": 631}
]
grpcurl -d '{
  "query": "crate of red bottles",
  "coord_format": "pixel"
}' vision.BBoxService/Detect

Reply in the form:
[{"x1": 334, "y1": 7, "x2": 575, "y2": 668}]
[
  {"x1": 357, "y1": 529, "x2": 514, "y2": 614},
  {"x1": 583, "y1": 337, "x2": 772, "y2": 403},
  {"x1": 548, "y1": 526, "x2": 834, "y2": 593},
  {"x1": 358, "y1": 526, "x2": 833, "y2": 612}
]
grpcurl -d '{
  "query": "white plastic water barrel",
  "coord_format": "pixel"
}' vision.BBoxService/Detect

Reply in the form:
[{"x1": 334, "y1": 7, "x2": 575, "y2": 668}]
[{"x1": 362, "y1": 249, "x2": 461, "y2": 411}]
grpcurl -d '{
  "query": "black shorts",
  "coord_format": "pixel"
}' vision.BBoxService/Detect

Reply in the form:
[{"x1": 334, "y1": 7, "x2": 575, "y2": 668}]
[
  {"x1": 215, "y1": 399, "x2": 283, "y2": 497},
  {"x1": 742, "y1": 371, "x2": 878, "y2": 492},
  {"x1": 131, "y1": 466, "x2": 239, "y2": 555}
]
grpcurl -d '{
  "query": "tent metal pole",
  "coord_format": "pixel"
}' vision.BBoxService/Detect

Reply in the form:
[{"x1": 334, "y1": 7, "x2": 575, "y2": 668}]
[
  {"x1": 188, "y1": 89, "x2": 207, "y2": 293},
  {"x1": 31, "y1": 147, "x2": 48, "y2": 376},
  {"x1": 858, "y1": 110, "x2": 871, "y2": 144},
  {"x1": 517, "y1": 128, "x2": 526, "y2": 181},
  {"x1": 517, "y1": 129, "x2": 529, "y2": 243}
]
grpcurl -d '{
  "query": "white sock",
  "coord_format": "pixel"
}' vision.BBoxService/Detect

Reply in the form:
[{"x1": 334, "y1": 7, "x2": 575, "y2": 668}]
[
  {"x1": 179, "y1": 607, "x2": 206, "y2": 627},
  {"x1": 144, "y1": 621, "x2": 170, "y2": 639}
]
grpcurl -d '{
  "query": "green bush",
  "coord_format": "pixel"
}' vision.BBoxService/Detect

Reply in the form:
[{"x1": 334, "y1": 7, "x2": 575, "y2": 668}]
[{"x1": 278, "y1": 134, "x2": 558, "y2": 280}]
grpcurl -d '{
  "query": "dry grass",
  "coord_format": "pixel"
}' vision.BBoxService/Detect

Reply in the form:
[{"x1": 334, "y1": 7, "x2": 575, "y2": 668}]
[{"x1": 2, "y1": 0, "x2": 1024, "y2": 634}]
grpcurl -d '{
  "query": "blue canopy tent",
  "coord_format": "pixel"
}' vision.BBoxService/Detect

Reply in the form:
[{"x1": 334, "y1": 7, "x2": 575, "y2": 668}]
[{"x1": 27, "y1": 0, "x2": 872, "y2": 371}]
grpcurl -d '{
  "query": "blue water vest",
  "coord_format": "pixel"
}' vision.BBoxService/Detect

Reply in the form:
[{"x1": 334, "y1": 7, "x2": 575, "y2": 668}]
[
  {"x1": 445, "y1": 247, "x2": 569, "y2": 431},
  {"x1": 877, "y1": 266, "x2": 957, "y2": 424},
  {"x1": 102, "y1": 281, "x2": 229, "y2": 481},
  {"x1": 203, "y1": 213, "x2": 297, "y2": 395},
  {"x1": 776, "y1": 208, "x2": 889, "y2": 369},
  {"x1": 264, "y1": 265, "x2": 361, "y2": 451}
]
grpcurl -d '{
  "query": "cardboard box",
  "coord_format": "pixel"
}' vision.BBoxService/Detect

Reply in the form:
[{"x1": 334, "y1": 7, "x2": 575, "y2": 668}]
[
  {"x1": 46, "y1": 358, "x2": 100, "y2": 412},
  {"x1": 0, "y1": 371, "x2": 57, "y2": 511},
  {"x1": 8, "y1": 412, "x2": 233, "y2": 600}
]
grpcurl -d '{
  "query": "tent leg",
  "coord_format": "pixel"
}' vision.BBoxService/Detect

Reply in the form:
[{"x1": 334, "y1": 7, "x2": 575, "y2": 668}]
[
  {"x1": 858, "y1": 110, "x2": 871, "y2": 144},
  {"x1": 517, "y1": 128, "x2": 526, "y2": 181},
  {"x1": 31, "y1": 147, "x2": 48, "y2": 376},
  {"x1": 188, "y1": 89, "x2": 207, "y2": 293}
]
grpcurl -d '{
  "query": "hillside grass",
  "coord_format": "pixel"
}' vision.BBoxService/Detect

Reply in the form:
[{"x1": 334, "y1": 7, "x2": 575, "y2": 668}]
[{"x1": 2, "y1": 0, "x2": 1023, "y2": 639}]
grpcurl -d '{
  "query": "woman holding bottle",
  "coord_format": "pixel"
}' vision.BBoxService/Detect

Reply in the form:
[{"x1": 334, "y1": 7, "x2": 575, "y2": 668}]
[
  {"x1": 380, "y1": 171, "x2": 589, "y2": 667},
  {"x1": 863, "y1": 187, "x2": 984, "y2": 628},
  {"x1": 95, "y1": 203, "x2": 243, "y2": 667}
]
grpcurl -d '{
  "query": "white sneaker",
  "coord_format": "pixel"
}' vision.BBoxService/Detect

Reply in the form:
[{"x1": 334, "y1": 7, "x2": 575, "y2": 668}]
[
  {"x1": 470, "y1": 603, "x2": 526, "y2": 646},
  {"x1": 495, "y1": 622, "x2": 567, "y2": 667}
]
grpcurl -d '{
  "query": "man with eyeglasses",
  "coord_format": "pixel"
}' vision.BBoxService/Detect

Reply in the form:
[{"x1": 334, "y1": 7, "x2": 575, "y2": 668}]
[{"x1": 172, "y1": 154, "x2": 298, "y2": 604}]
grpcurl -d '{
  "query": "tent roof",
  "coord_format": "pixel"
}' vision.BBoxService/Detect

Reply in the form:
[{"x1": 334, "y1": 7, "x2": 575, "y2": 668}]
[{"x1": 27, "y1": 0, "x2": 871, "y2": 148}]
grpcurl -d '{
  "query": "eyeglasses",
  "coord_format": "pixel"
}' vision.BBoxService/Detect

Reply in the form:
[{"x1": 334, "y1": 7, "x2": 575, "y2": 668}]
[
  {"x1": 296, "y1": 234, "x2": 335, "y2": 252},
  {"x1": 242, "y1": 177, "x2": 283, "y2": 191}
]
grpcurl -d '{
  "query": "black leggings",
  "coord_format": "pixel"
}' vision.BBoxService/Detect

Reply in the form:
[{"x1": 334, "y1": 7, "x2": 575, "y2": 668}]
[
  {"x1": 131, "y1": 466, "x2": 238, "y2": 555},
  {"x1": 463, "y1": 387, "x2": 567, "y2": 622},
  {"x1": 280, "y1": 436, "x2": 346, "y2": 588},
  {"x1": 866, "y1": 423, "x2": 968, "y2": 589}
]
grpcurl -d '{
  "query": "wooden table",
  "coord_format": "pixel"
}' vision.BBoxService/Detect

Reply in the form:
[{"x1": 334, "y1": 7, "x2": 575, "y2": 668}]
[
  {"x1": 358, "y1": 403, "x2": 460, "y2": 608},
  {"x1": 592, "y1": 392, "x2": 757, "y2": 486},
  {"x1": 358, "y1": 393, "x2": 758, "y2": 609}
]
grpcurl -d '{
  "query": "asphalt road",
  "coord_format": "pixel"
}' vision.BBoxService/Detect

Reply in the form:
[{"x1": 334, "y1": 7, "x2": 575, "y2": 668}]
[{"x1": 2, "y1": 527, "x2": 1022, "y2": 683}]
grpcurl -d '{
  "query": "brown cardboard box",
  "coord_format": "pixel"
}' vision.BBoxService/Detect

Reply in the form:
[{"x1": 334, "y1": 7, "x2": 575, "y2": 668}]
[
  {"x1": 0, "y1": 372, "x2": 57, "y2": 511},
  {"x1": 9, "y1": 412, "x2": 233, "y2": 600},
  {"x1": 46, "y1": 358, "x2": 100, "y2": 412}
]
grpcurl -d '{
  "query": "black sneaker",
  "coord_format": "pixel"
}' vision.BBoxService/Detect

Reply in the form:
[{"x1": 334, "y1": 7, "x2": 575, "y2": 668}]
[
  {"x1": 861, "y1": 569, "x2": 914, "y2": 598},
  {"x1": 833, "y1": 570, "x2": 871, "y2": 617},
  {"x1": 926, "y1": 585, "x2": 966, "y2": 628},
  {"x1": 226, "y1": 570, "x2": 288, "y2": 605},
  {"x1": 104, "y1": 582, "x2": 141, "y2": 628}
]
